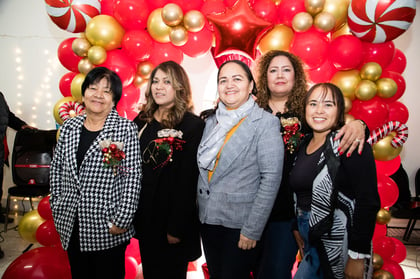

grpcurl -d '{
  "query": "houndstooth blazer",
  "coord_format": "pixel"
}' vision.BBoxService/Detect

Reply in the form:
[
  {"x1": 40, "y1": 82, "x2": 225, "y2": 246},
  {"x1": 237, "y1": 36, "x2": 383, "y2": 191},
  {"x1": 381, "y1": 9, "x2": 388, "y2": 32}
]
[{"x1": 50, "y1": 109, "x2": 142, "y2": 252}]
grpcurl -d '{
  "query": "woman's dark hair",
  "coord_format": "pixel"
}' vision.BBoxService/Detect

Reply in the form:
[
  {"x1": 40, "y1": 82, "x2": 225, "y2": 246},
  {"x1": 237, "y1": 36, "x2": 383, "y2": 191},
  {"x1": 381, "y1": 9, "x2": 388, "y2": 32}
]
[
  {"x1": 304, "y1": 83, "x2": 345, "y2": 131},
  {"x1": 142, "y1": 61, "x2": 193, "y2": 128},
  {"x1": 218, "y1": 59, "x2": 258, "y2": 96},
  {"x1": 81, "y1": 67, "x2": 122, "y2": 106},
  {"x1": 255, "y1": 50, "x2": 307, "y2": 118}
]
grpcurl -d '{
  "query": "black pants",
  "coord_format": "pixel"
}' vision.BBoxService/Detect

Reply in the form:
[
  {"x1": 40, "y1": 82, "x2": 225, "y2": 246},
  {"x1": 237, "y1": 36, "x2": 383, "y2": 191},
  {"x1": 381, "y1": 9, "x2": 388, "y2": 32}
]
[
  {"x1": 67, "y1": 220, "x2": 128, "y2": 279},
  {"x1": 201, "y1": 224, "x2": 260, "y2": 279}
]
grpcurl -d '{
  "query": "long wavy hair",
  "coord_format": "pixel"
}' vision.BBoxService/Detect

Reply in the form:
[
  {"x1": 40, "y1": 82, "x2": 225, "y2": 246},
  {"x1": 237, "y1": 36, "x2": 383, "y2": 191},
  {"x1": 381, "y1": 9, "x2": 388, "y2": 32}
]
[
  {"x1": 142, "y1": 61, "x2": 194, "y2": 128},
  {"x1": 255, "y1": 50, "x2": 308, "y2": 119}
]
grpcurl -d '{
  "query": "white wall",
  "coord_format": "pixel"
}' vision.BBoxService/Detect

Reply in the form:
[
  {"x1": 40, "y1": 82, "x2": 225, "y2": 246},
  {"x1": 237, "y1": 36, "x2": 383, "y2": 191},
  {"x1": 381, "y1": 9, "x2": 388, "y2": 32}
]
[{"x1": 1, "y1": 0, "x2": 419, "y2": 200}]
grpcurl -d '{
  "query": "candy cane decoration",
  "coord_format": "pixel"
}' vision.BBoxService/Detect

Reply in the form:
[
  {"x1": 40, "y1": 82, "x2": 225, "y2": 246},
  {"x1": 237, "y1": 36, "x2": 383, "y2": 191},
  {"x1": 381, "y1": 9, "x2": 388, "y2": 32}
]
[
  {"x1": 367, "y1": 121, "x2": 408, "y2": 148},
  {"x1": 58, "y1": 100, "x2": 85, "y2": 122}
]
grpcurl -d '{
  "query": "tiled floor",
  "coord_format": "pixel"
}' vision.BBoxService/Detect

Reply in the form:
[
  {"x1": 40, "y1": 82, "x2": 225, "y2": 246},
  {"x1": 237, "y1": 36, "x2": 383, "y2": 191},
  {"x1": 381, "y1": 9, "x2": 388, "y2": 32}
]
[{"x1": 0, "y1": 214, "x2": 419, "y2": 278}]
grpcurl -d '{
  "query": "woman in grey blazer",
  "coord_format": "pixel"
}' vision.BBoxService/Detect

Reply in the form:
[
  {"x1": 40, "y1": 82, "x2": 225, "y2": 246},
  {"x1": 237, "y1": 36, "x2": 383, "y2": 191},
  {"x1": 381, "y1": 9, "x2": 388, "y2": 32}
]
[
  {"x1": 50, "y1": 67, "x2": 141, "y2": 279},
  {"x1": 197, "y1": 60, "x2": 284, "y2": 279}
]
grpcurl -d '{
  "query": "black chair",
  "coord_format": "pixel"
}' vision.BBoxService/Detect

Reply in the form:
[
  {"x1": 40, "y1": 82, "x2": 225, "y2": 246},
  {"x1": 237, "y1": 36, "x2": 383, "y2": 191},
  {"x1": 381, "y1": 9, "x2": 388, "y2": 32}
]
[
  {"x1": 4, "y1": 129, "x2": 57, "y2": 232},
  {"x1": 403, "y1": 168, "x2": 420, "y2": 241}
]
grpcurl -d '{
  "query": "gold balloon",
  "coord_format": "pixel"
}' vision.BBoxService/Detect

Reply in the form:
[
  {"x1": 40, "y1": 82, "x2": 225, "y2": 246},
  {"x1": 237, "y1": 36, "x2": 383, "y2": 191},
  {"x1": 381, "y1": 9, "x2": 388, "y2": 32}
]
[
  {"x1": 292, "y1": 12, "x2": 313, "y2": 32},
  {"x1": 373, "y1": 253, "x2": 384, "y2": 271},
  {"x1": 323, "y1": 0, "x2": 350, "y2": 31},
  {"x1": 355, "y1": 80, "x2": 377, "y2": 101},
  {"x1": 18, "y1": 210, "x2": 45, "y2": 243},
  {"x1": 85, "y1": 15, "x2": 125, "y2": 51},
  {"x1": 373, "y1": 133, "x2": 403, "y2": 161},
  {"x1": 331, "y1": 70, "x2": 361, "y2": 100},
  {"x1": 344, "y1": 96, "x2": 352, "y2": 113},
  {"x1": 183, "y1": 10, "x2": 205, "y2": 32},
  {"x1": 88, "y1": 45, "x2": 107, "y2": 65},
  {"x1": 133, "y1": 75, "x2": 149, "y2": 88},
  {"x1": 376, "y1": 78, "x2": 397, "y2": 99},
  {"x1": 305, "y1": 0, "x2": 325, "y2": 16},
  {"x1": 53, "y1": 96, "x2": 80, "y2": 125},
  {"x1": 331, "y1": 22, "x2": 351, "y2": 39},
  {"x1": 360, "y1": 62, "x2": 382, "y2": 81},
  {"x1": 137, "y1": 61, "x2": 155, "y2": 79},
  {"x1": 344, "y1": 113, "x2": 355, "y2": 124},
  {"x1": 257, "y1": 24, "x2": 294, "y2": 54},
  {"x1": 147, "y1": 8, "x2": 171, "y2": 43},
  {"x1": 71, "y1": 73, "x2": 86, "y2": 102},
  {"x1": 170, "y1": 25, "x2": 188, "y2": 46},
  {"x1": 162, "y1": 3, "x2": 183, "y2": 27},
  {"x1": 376, "y1": 208, "x2": 391, "y2": 225},
  {"x1": 314, "y1": 11, "x2": 336, "y2": 32},
  {"x1": 78, "y1": 57, "x2": 95, "y2": 74},
  {"x1": 373, "y1": 269, "x2": 394, "y2": 279},
  {"x1": 72, "y1": 37, "x2": 91, "y2": 57}
]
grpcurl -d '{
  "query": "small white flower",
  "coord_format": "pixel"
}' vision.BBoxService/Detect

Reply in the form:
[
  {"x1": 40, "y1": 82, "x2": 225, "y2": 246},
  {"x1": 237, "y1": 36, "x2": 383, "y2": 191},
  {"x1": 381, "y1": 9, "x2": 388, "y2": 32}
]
[{"x1": 157, "y1": 129, "x2": 183, "y2": 139}]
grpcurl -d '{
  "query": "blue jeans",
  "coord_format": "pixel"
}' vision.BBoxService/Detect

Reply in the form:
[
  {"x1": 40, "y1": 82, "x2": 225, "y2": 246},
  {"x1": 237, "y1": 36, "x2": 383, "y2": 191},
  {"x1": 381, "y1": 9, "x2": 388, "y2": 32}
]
[
  {"x1": 255, "y1": 220, "x2": 298, "y2": 279},
  {"x1": 293, "y1": 209, "x2": 323, "y2": 279}
]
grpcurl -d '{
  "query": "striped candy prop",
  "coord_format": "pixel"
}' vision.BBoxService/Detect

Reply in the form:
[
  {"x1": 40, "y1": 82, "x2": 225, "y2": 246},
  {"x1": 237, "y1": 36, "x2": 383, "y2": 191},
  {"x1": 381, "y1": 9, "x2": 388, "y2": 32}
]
[
  {"x1": 45, "y1": 0, "x2": 101, "y2": 33},
  {"x1": 348, "y1": 0, "x2": 416, "y2": 43},
  {"x1": 58, "y1": 100, "x2": 85, "y2": 122},
  {"x1": 367, "y1": 121, "x2": 408, "y2": 148}
]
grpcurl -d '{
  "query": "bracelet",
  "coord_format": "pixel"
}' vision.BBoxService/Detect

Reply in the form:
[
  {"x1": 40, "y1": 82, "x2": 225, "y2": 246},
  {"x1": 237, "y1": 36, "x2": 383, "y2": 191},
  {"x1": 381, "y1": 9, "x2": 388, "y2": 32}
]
[{"x1": 348, "y1": 249, "x2": 370, "y2": 260}]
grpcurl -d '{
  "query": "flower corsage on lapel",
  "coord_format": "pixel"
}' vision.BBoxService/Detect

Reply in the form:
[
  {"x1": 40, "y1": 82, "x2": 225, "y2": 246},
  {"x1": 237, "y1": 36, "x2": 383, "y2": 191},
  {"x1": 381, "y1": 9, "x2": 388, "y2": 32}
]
[
  {"x1": 280, "y1": 117, "x2": 304, "y2": 154},
  {"x1": 99, "y1": 139, "x2": 126, "y2": 176},
  {"x1": 143, "y1": 129, "x2": 185, "y2": 169}
]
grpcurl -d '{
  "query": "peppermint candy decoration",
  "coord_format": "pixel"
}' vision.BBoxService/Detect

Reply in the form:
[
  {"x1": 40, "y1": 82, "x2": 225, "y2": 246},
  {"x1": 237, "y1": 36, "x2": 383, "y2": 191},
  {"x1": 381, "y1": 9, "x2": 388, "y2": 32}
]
[
  {"x1": 367, "y1": 121, "x2": 408, "y2": 148},
  {"x1": 348, "y1": 0, "x2": 416, "y2": 43},
  {"x1": 45, "y1": 0, "x2": 101, "y2": 33},
  {"x1": 58, "y1": 100, "x2": 85, "y2": 122}
]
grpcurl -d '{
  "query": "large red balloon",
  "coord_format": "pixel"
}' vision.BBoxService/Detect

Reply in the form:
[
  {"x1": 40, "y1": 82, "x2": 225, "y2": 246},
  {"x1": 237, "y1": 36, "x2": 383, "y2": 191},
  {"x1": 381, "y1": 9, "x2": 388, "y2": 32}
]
[
  {"x1": 380, "y1": 70, "x2": 406, "y2": 103},
  {"x1": 377, "y1": 173, "x2": 399, "y2": 208},
  {"x1": 349, "y1": 97, "x2": 389, "y2": 131},
  {"x1": 149, "y1": 42, "x2": 184, "y2": 66},
  {"x1": 389, "y1": 237, "x2": 407, "y2": 263},
  {"x1": 114, "y1": 0, "x2": 150, "y2": 31},
  {"x1": 362, "y1": 41, "x2": 395, "y2": 70},
  {"x1": 201, "y1": 0, "x2": 226, "y2": 16},
  {"x1": 385, "y1": 48, "x2": 407, "y2": 74},
  {"x1": 99, "y1": 0, "x2": 114, "y2": 16},
  {"x1": 252, "y1": 0, "x2": 277, "y2": 23},
  {"x1": 381, "y1": 259, "x2": 405, "y2": 279},
  {"x1": 179, "y1": 25, "x2": 214, "y2": 58},
  {"x1": 59, "y1": 72, "x2": 77, "y2": 97},
  {"x1": 122, "y1": 30, "x2": 154, "y2": 62},
  {"x1": 117, "y1": 85, "x2": 141, "y2": 120},
  {"x1": 373, "y1": 235, "x2": 396, "y2": 260},
  {"x1": 172, "y1": 0, "x2": 204, "y2": 12},
  {"x1": 125, "y1": 256, "x2": 139, "y2": 279},
  {"x1": 57, "y1": 37, "x2": 82, "y2": 72},
  {"x1": 290, "y1": 28, "x2": 329, "y2": 69},
  {"x1": 275, "y1": 0, "x2": 305, "y2": 26},
  {"x1": 388, "y1": 101, "x2": 409, "y2": 124},
  {"x1": 36, "y1": 219, "x2": 61, "y2": 247},
  {"x1": 2, "y1": 247, "x2": 71, "y2": 279},
  {"x1": 376, "y1": 156, "x2": 401, "y2": 177},
  {"x1": 37, "y1": 196, "x2": 53, "y2": 220},
  {"x1": 329, "y1": 35, "x2": 363, "y2": 71},
  {"x1": 99, "y1": 49, "x2": 136, "y2": 87}
]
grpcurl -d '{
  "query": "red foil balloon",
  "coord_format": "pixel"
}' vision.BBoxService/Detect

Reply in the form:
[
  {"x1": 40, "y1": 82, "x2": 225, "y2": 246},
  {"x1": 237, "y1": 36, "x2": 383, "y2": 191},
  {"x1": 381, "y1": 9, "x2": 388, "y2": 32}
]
[{"x1": 207, "y1": 0, "x2": 272, "y2": 60}]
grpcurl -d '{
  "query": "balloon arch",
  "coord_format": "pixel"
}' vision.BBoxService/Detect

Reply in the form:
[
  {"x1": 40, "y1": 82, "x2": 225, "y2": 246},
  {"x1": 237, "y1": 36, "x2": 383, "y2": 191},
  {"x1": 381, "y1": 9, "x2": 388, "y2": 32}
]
[{"x1": 4, "y1": 0, "x2": 416, "y2": 279}]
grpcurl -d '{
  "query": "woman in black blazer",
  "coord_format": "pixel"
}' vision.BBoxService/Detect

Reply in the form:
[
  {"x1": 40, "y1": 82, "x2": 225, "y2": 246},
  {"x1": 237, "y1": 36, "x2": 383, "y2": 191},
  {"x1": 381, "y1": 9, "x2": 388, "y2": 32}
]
[{"x1": 133, "y1": 61, "x2": 204, "y2": 279}]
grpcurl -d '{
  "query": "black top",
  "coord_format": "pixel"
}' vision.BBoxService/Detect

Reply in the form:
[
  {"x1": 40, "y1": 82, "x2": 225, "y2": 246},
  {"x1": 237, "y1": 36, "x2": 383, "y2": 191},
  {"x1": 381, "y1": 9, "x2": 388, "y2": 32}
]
[{"x1": 76, "y1": 126, "x2": 100, "y2": 170}]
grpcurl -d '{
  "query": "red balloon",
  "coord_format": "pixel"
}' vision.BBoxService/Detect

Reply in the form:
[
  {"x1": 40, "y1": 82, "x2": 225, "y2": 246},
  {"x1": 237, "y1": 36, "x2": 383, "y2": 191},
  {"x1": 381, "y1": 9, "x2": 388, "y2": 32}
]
[
  {"x1": 389, "y1": 237, "x2": 407, "y2": 263},
  {"x1": 388, "y1": 101, "x2": 409, "y2": 124},
  {"x1": 373, "y1": 235, "x2": 396, "y2": 260},
  {"x1": 145, "y1": 0, "x2": 171, "y2": 10},
  {"x1": 99, "y1": 49, "x2": 136, "y2": 87},
  {"x1": 377, "y1": 173, "x2": 399, "y2": 208},
  {"x1": 113, "y1": 0, "x2": 150, "y2": 31},
  {"x1": 362, "y1": 41, "x2": 395, "y2": 70},
  {"x1": 172, "y1": 0, "x2": 204, "y2": 12},
  {"x1": 275, "y1": 0, "x2": 305, "y2": 26},
  {"x1": 207, "y1": 0, "x2": 272, "y2": 60},
  {"x1": 125, "y1": 238, "x2": 141, "y2": 264},
  {"x1": 381, "y1": 259, "x2": 405, "y2": 279},
  {"x1": 57, "y1": 37, "x2": 82, "y2": 72},
  {"x1": 329, "y1": 35, "x2": 363, "y2": 71},
  {"x1": 149, "y1": 42, "x2": 184, "y2": 66},
  {"x1": 117, "y1": 85, "x2": 141, "y2": 120},
  {"x1": 122, "y1": 30, "x2": 154, "y2": 62},
  {"x1": 380, "y1": 71, "x2": 406, "y2": 104},
  {"x1": 376, "y1": 156, "x2": 401, "y2": 177},
  {"x1": 36, "y1": 219, "x2": 61, "y2": 247},
  {"x1": 290, "y1": 28, "x2": 330, "y2": 69},
  {"x1": 373, "y1": 224, "x2": 387, "y2": 240},
  {"x1": 59, "y1": 72, "x2": 77, "y2": 97},
  {"x1": 308, "y1": 60, "x2": 337, "y2": 83},
  {"x1": 385, "y1": 49, "x2": 407, "y2": 74},
  {"x1": 201, "y1": 0, "x2": 226, "y2": 16},
  {"x1": 99, "y1": 0, "x2": 114, "y2": 16},
  {"x1": 37, "y1": 196, "x2": 53, "y2": 220},
  {"x1": 349, "y1": 97, "x2": 389, "y2": 131},
  {"x1": 252, "y1": 0, "x2": 277, "y2": 23},
  {"x1": 180, "y1": 25, "x2": 213, "y2": 58},
  {"x1": 125, "y1": 256, "x2": 139, "y2": 279},
  {"x1": 2, "y1": 247, "x2": 71, "y2": 279}
]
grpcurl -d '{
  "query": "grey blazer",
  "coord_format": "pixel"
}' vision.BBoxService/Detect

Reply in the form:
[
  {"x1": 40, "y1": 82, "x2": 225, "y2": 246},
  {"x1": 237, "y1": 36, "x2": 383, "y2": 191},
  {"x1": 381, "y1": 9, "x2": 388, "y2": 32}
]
[{"x1": 197, "y1": 102, "x2": 284, "y2": 240}]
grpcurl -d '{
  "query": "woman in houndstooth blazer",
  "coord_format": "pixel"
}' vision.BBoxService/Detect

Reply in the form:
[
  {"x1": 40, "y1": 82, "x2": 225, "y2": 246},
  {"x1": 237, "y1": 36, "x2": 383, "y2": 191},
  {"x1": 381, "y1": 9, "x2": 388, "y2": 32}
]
[{"x1": 50, "y1": 67, "x2": 142, "y2": 279}]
